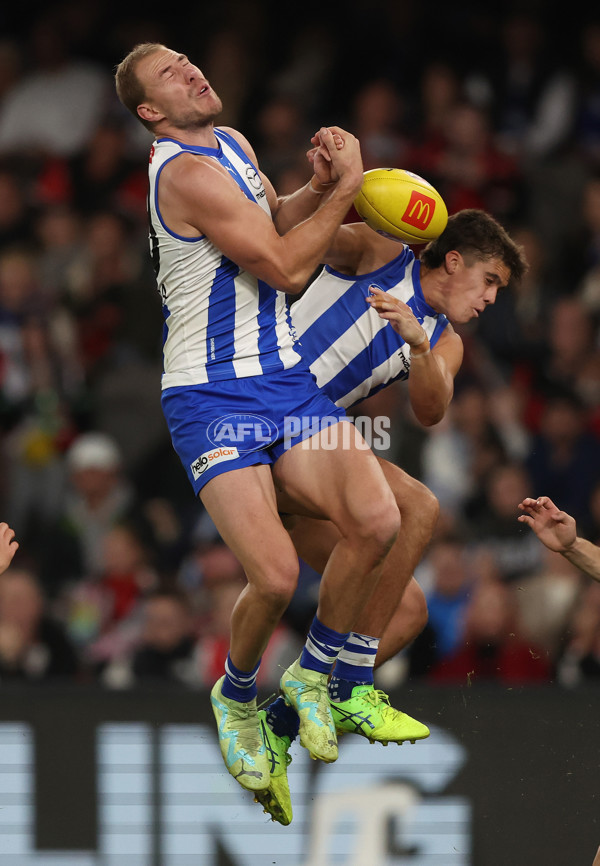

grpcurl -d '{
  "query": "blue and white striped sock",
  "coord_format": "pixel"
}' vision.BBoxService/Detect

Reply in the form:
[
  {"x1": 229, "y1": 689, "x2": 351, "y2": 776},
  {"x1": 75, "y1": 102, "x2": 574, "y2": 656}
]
[
  {"x1": 221, "y1": 653, "x2": 260, "y2": 703},
  {"x1": 329, "y1": 632, "x2": 380, "y2": 701},
  {"x1": 300, "y1": 616, "x2": 350, "y2": 675}
]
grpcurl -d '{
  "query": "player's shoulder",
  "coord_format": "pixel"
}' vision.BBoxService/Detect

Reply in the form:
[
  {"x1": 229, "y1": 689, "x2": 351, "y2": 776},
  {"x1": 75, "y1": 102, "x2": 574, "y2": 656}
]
[
  {"x1": 216, "y1": 125, "x2": 258, "y2": 162},
  {"x1": 161, "y1": 148, "x2": 229, "y2": 190},
  {"x1": 433, "y1": 321, "x2": 462, "y2": 352}
]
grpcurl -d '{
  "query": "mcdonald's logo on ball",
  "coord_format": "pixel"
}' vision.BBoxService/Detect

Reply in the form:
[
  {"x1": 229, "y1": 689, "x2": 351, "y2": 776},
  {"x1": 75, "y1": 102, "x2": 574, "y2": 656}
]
[{"x1": 354, "y1": 168, "x2": 448, "y2": 243}]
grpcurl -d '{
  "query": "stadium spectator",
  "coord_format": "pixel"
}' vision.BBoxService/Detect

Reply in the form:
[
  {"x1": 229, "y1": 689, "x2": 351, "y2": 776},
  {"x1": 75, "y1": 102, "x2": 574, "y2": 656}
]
[
  {"x1": 467, "y1": 461, "x2": 544, "y2": 583},
  {"x1": 0, "y1": 567, "x2": 79, "y2": 681},
  {"x1": 195, "y1": 550, "x2": 302, "y2": 690},
  {"x1": 429, "y1": 577, "x2": 551, "y2": 684},
  {"x1": 474, "y1": 225, "x2": 549, "y2": 377},
  {"x1": 35, "y1": 120, "x2": 148, "y2": 222},
  {"x1": 407, "y1": 533, "x2": 475, "y2": 678},
  {"x1": 411, "y1": 99, "x2": 523, "y2": 222},
  {"x1": 38, "y1": 431, "x2": 152, "y2": 596},
  {"x1": 469, "y1": 11, "x2": 575, "y2": 161},
  {"x1": 252, "y1": 94, "x2": 313, "y2": 192},
  {"x1": 420, "y1": 382, "x2": 507, "y2": 517},
  {"x1": 525, "y1": 391, "x2": 600, "y2": 528},
  {"x1": 0, "y1": 15, "x2": 111, "y2": 158},
  {"x1": 555, "y1": 583, "x2": 600, "y2": 686},
  {"x1": 102, "y1": 588, "x2": 199, "y2": 688},
  {"x1": 0, "y1": 172, "x2": 36, "y2": 249},
  {"x1": 411, "y1": 60, "x2": 462, "y2": 159},
  {"x1": 350, "y1": 78, "x2": 411, "y2": 172},
  {"x1": 66, "y1": 522, "x2": 158, "y2": 676},
  {"x1": 513, "y1": 545, "x2": 582, "y2": 663}
]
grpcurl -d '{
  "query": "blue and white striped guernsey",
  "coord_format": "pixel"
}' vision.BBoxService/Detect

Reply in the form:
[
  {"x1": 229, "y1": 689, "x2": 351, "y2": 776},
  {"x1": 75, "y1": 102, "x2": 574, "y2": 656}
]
[
  {"x1": 148, "y1": 128, "x2": 301, "y2": 389},
  {"x1": 291, "y1": 246, "x2": 450, "y2": 409}
]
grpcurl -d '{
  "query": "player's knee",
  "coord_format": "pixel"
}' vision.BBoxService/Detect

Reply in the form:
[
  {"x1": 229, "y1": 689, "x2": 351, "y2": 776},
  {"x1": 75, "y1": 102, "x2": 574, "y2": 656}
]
[
  {"x1": 355, "y1": 495, "x2": 401, "y2": 559},
  {"x1": 257, "y1": 560, "x2": 299, "y2": 613}
]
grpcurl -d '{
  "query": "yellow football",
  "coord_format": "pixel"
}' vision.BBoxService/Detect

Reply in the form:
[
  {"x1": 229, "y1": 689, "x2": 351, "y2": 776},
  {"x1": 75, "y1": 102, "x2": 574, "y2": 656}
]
[{"x1": 354, "y1": 168, "x2": 448, "y2": 244}]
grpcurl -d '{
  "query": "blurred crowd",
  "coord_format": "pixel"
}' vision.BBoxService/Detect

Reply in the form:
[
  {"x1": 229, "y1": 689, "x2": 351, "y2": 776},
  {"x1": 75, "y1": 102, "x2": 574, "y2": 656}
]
[{"x1": 0, "y1": 1, "x2": 599, "y2": 690}]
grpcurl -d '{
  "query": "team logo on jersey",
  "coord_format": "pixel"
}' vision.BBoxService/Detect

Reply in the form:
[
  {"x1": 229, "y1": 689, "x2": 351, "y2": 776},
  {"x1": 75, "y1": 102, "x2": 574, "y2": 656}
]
[
  {"x1": 207, "y1": 413, "x2": 279, "y2": 452},
  {"x1": 397, "y1": 345, "x2": 411, "y2": 373},
  {"x1": 190, "y1": 446, "x2": 239, "y2": 480},
  {"x1": 245, "y1": 166, "x2": 262, "y2": 190}
]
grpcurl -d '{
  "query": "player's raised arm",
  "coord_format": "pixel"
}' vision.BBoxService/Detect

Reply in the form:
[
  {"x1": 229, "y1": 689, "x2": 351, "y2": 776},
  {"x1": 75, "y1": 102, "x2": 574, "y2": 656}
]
[
  {"x1": 518, "y1": 496, "x2": 600, "y2": 582},
  {"x1": 269, "y1": 128, "x2": 347, "y2": 235},
  {"x1": 160, "y1": 127, "x2": 363, "y2": 294},
  {"x1": 366, "y1": 288, "x2": 463, "y2": 426}
]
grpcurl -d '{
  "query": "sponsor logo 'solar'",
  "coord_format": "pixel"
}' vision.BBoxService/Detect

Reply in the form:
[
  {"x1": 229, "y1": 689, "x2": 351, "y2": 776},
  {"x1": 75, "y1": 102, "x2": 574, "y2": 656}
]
[
  {"x1": 190, "y1": 446, "x2": 239, "y2": 480},
  {"x1": 401, "y1": 191, "x2": 436, "y2": 231}
]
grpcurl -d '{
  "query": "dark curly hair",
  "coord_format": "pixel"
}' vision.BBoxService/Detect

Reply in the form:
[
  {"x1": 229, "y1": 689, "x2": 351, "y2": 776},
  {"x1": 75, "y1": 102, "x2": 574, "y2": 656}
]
[{"x1": 420, "y1": 209, "x2": 528, "y2": 285}]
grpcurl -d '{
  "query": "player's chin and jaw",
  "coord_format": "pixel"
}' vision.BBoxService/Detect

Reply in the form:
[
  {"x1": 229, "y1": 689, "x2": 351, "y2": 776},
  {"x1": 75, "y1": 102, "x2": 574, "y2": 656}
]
[
  {"x1": 169, "y1": 93, "x2": 223, "y2": 131},
  {"x1": 150, "y1": 86, "x2": 223, "y2": 134}
]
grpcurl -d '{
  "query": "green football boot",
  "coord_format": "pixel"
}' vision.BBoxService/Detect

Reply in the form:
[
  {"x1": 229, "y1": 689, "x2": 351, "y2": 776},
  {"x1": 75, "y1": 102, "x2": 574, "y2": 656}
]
[
  {"x1": 280, "y1": 658, "x2": 338, "y2": 763},
  {"x1": 331, "y1": 684, "x2": 430, "y2": 745},
  {"x1": 253, "y1": 710, "x2": 293, "y2": 825},
  {"x1": 210, "y1": 676, "x2": 269, "y2": 791}
]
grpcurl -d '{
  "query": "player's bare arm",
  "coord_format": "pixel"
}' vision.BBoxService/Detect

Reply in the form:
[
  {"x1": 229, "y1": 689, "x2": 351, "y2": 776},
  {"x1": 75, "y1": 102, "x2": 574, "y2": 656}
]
[
  {"x1": 221, "y1": 124, "x2": 358, "y2": 237},
  {"x1": 518, "y1": 496, "x2": 600, "y2": 582},
  {"x1": 321, "y1": 222, "x2": 402, "y2": 275},
  {"x1": 367, "y1": 288, "x2": 463, "y2": 425},
  {"x1": 158, "y1": 131, "x2": 363, "y2": 294}
]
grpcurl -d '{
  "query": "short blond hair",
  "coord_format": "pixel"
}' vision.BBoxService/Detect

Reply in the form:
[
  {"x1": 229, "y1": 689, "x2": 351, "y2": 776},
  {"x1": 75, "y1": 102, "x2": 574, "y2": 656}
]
[{"x1": 114, "y1": 42, "x2": 165, "y2": 131}]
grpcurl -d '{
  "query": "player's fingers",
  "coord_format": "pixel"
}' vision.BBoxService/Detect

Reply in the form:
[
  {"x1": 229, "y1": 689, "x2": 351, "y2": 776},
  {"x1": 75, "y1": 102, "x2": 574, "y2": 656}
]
[
  {"x1": 325, "y1": 126, "x2": 356, "y2": 143},
  {"x1": 375, "y1": 311, "x2": 398, "y2": 323},
  {"x1": 314, "y1": 141, "x2": 332, "y2": 162},
  {"x1": 517, "y1": 514, "x2": 533, "y2": 526},
  {"x1": 318, "y1": 127, "x2": 337, "y2": 155},
  {"x1": 321, "y1": 127, "x2": 359, "y2": 158},
  {"x1": 519, "y1": 498, "x2": 537, "y2": 508},
  {"x1": 366, "y1": 298, "x2": 398, "y2": 313}
]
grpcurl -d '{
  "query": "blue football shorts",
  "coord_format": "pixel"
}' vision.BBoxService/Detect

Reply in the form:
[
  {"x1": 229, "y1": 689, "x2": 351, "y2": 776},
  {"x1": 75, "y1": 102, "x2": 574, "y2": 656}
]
[{"x1": 161, "y1": 364, "x2": 347, "y2": 495}]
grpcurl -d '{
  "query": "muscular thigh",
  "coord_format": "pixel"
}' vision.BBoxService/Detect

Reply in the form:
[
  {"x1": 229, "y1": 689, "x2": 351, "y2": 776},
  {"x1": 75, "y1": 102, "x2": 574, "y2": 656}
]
[
  {"x1": 200, "y1": 464, "x2": 297, "y2": 579},
  {"x1": 272, "y1": 421, "x2": 396, "y2": 533}
]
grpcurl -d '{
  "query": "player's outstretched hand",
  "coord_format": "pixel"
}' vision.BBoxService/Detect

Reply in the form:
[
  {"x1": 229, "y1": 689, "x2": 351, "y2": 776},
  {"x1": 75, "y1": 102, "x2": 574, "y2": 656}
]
[
  {"x1": 366, "y1": 286, "x2": 428, "y2": 347},
  {"x1": 517, "y1": 496, "x2": 576, "y2": 553},
  {"x1": 0, "y1": 522, "x2": 18, "y2": 575}
]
